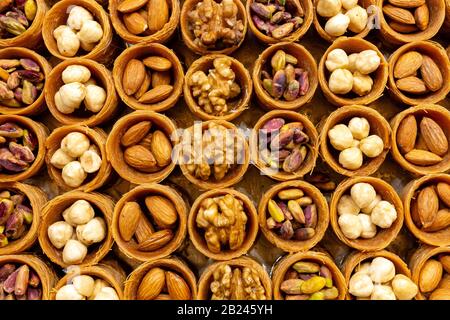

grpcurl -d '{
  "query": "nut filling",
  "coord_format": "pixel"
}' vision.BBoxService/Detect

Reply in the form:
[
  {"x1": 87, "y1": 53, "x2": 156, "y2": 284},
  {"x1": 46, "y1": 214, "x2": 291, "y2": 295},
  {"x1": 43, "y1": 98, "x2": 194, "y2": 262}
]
[
  {"x1": 50, "y1": 132, "x2": 102, "y2": 188},
  {"x1": 56, "y1": 275, "x2": 119, "y2": 300},
  {"x1": 349, "y1": 257, "x2": 417, "y2": 300},
  {"x1": 196, "y1": 194, "x2": 247, "y2": 253},
  {"x1": 0, "y1": 0, "x2": 37, "y2": 39},
  {"x1": 250, "y1": 0, "x2": 304, "y2": 39},
  {"x1": 0, "y1": 122, "x2": 37, "y2": 173},
  {"x1": 337, "y1": 182, "x2": 398, "y2": 240},
  {"x1": 328, "y1": 117, "x2": 384, "y2": 170},
  {"x1": 188, "y1": 57, "x2": 241, "y2": 116},
  {"x1": 136, "y1": 267, "x2": 192, "y2": 300},
  {"x1": 118, "y1": 195, "x2": 178, "y2": 252},
  {"x1": 0, "y1": 189, "x2": 32, "y2": 247},
  {"x1": 187, "y1": 0, "x2": 244, "y2": 50},
  {"x1": 210, "y1": 264, "x2": 266, "y2": 300},
  {"x1": 259, "y1": 117, "x2": 312, "y2": 173},
  {"x1": 47, "y1": 200, "x2": 107, "y2": 265},
  {"x1": 260, "y1": 49, "x2": 310, "y2": 101},
  {"x1": 266, "y1": 187, "x2": 317, "y2": 241},
  {"x1": 0, "y1": 57, "x2": 44, "y2": 108},
  {"x1": 418, "y1": 255, "x2": 450, "y2": 299},
  {"x1": 382, "y1": 0, "x2": 430, "y2": 34},
  {"x1": 0, "y1": 263, "x2": 42, "y2": 300},
  {"x1": 280, "y1": 261, "x2": 339, "y2": 300}
]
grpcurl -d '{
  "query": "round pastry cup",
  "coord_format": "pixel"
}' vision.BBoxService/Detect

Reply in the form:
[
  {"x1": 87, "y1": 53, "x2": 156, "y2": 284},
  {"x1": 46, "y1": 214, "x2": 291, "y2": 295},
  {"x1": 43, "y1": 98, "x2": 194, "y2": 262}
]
[
  {"x1": 38, "y1": 191, "x2": 115, "y2": 268},
  {"x1": 390, "y1": 104, "x2": 450, "y2": 176},
  {"x1": 0, "y1": 0, "x2": 47, "y2": 49},
  {"x1": 272, "y1": 250, "x2": 347, "y2": 300},
  {"x1": 401, "y1": 174, "x2": 450, "y2": 247},
  {"x1": 0, "y1": 254, "x2": 57, "y2": 300},
  {"x1": 50, "y1": 263, "x2": 125, "y2": 300},
  {"x1": 258, "y1": 180, "x2": 329, "y2": 253},
  {"x1": 42, "y1": 0, "x2": 114, "y2": 62},
  {"x1": 179, "y1": 120, "x2": 250, "y2": 190},
  {"x1": 188, "y1": 188, "x2": 259, "y2": 261},
  {"x1": 377, "y1": 0, "x2": 445, "y2": 46},
  {"x1": 250, "y1": 110, "x2": 319, "y2": 181},
  {"x1": 0, "y1": 47, "x2": 51, "y2": 116},
  {"x1": 111, "y1": 184, "x2": 188, "y2": 262},
  {"x1": 45, "y1": 125, "x2": 112, "y2": 192},
  {"x1": 180, "y1": 0, "x2": 247, "y2": 55},
  {"x1": 342, "y1": 250, "x2": 414, "y2": 300},
  {"x1": 313, "y1": 0, "x2": 373, "y2": 42},
  {"x1": 387, "y1": 41, "x2": 450, "y2": 106},
  {"x1": 409, "y1": 245, "x2": 449, "y2": 300},
  {"x1": 0, "y1": 182, "x2": 47, "y2": 255},
  {"x1": 183, "y1": 54, "x2": 252, "y2": 121},
  {"x1": 318, "y1": 37, "x2": 388, "y2": 107},
  {"x1": 124, "y1": 257, "x2": 197, "y2": 300},
  {"x1": 330, "y1": 176, "x2": 404, "y2": 251},
  {"x1": 109, "y1": 0, "x2": 180, "y2": 45},
  {"x1": 113, "y1": 43, "x2": 183, "y2": 112},
  {"x1": 318, "y1": 105, "x2": 391, "y2": 177},
  {"x1": 197, "y1": 257, "x2": 272, "y2": 299},
  {"x1": 252, "y1": 42, "x2": 318, "y2": 110},
  {"x1": 247, "y1": 0, "x2": 313, "y2": 44},
  {"x1": 106, "y1": 111, "x2": 177, "y2": 185},
  {"x1": 0, "y1": 115, "x2": 48, "y2": 183},
  {"x1": 45, "y1": 58, "x2": 118, "y2": 126}
]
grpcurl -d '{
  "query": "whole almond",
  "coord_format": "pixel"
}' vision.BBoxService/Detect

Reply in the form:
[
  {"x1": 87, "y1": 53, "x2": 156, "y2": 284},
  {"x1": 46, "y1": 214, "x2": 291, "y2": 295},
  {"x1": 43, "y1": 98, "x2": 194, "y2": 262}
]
[
  {"x1": 437, "y1": 182, "x2": 450, "y2": 207},
  {"x1": 143, "y1": 56, "x2": 172, "y2": 71},
  {"x1": 152, "y1": 71, "x2": 171, "y2": 87},
  {"x1": 124, "y1": 145, "x2": 158, "y2": 172},
  {"x1": 135, "y1": 214, "x2": 155, "y2": 242},
  {"x1": 145, "y1": 195, "x2": 178, "y2": 228},
  {"x1": 123, "y1": 59, "x2": 146, "y2": 96},
  {"x1": 135, "y1": 72, "x2": 152, "y2": 100},
  {"x1": 389, "y1": 21, "x2": 419, "y2": 33},
  {"x1": 405, "y1": 149, "x2": 442, "y2": 165},
  {"x1": 414, "y1": 4, "x2": 429, "y2": 30},
  {"x1": 154, "y1": 294, "x2": 171, "y2": 300},
  {"x1": 388, "y1": 0, "x2": 425, "y2": 8},
  {"x1": 420, "y1": 117, "x2": 448, "y2": 156},
  {"x1": 423, "y1": 209, "x2": 450, "y2": 232},
  {"x1": 439, "y1": 274, "x2": 450, "y2": 289},
  {"x1": 166, "y1": 271, "x2": 191, "y2": 300},
  {"x1": 150, "y1": 130, "x2": 172, "y2": 167},
  {"x1": 117, "y1": 0, "x2": 148, "y2": 13},
  {"x1": 121, "y1": 121, "x2": 152, "y2": 147},
  {"x1": 415, "y1": 133, "x2": 429, "y2": 151},
  {"x1": 417, "y1": 186, "x2": 439, "y2": 228},
  {"x1": 138, "y1": 229, "x2": 173, "y2": 251},
  {"x1": 138, "y1": 85, "x2": 173, "y2": 103},
  {"x1": 430, "y1": 288, "x2": 450, "y2": 300},
  {"x1": 419, "y1": 259, "x2": 443, "y2": 293},
  {"x1": 383, "y1": 5, "x2": 416, "y2": 24},
  {"x1": 119, "y1": 201, "x2": 141, "y2": 241},
  {"x1": 396, "y1": 76, "x2": 428, "y2": 94},
  {"x1": 123, "y1": 12, "x2": 148, "y2": 35},
  {"x1": 147, "y1": 0, "x2": 169, "y2": 34},
  {"x1": 439, "y1": 255, "x2": 450, "y2": 273},
  {"x1": 394, "y1": 51, "x2": 423, "y2": 79},
  {"x1": 420, "y1": 55, "x2": 443, "y2": 92},
  {"x1": 411, "y1": 198, "x2": 421, "y2": 227},
  {"x1": 397, "y1": 115, "x2": 417, "y2": 154},
  {"x1": 139, "y1": 133, "x2": 153, "y2": 149},
  {"x1": 137, "y1": 267, "x2": 165, "y2": 300}
]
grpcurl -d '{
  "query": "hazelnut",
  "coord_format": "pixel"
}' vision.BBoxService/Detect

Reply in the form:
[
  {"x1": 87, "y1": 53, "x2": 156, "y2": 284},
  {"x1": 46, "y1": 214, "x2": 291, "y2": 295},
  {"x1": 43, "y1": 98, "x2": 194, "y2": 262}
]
[
  {"x1": 88, "y1": 279, "x2": 109, "y2": 300},
  {"x1": 352, "y1": 71, "x2": 373, "y2": 96},
  {"x1": 50, "y1": 148, "x2": 74, "y2": 169},
  {"x1": 339, "y1": 147, "x2": 363, "y2": 170},
  {"x1": 369, "y1": 257, "x2": 395, "y2": 284},
  {"x1": 346, "y1": 6, "x2": 368, "y2": 33},
  {"x1": 328, "y1": 69, "x2": 353, "y2": 94},
  {"x1": 328, "y1": 124, "x2": 354, "y2": 151},
  {"x1": 62, "y1": 161, "x2": 87, "y2": 188},
  {"x1": 325, "y1": 49, "x2": 349, "y2": 72},
  {"x1": 63, "y1": 199, "x2": 95, "y2": 226},
  {"x1": 350, "y1": 183, "x2": 376, "y2": 208},
  {"x1": 67, "y1": 6, "x2": 93, "y2": 30},
  {"x1": 317, "y1": 0, "x2": 342, "y2": 18},
  {"x1": 355, "y1": 262, "x2": 371, "y2": 275},
  {"x1": 349, "y1": 272, "x2": 374, "y2": 298},
  {"x1": 371, "y1": 200, "x2": 397, "y2": 229},
  {"x1": 371, "y1": 284, "x2": 396, "y2": 300},
  {"x1": 55, "y1": 91, "x2": 76, "y2": 114},
  {"x1": 61, "y1": 132, "x2": 90, "y2": 158},
  {"x1": 355, "y1": 50, "x2": 380, "y2": 75},
  {"x1": 84, "y1": 85, "x2": 106, "y2": 113},
  {"x1": 324, "y1": 13, "x2": 350, "y2": 37},
  {"x1": 338, "y1": 213, "x2": 362, "y2": 239},
  {"x1": 77, "y1": 20, "x2": 103, "y2": 44},
  {"x1": 80, "y1": 150, "x2": 102, "y2": 173},
  {"x1": 341, "y1": 0, "x2": 358, "y2": 10},
  {"x1": 93, "y1": 287, "x2": 119, "y2": 300},
  {"x1": 361, "y1": 194, "x2": 381, "y2": 214},
  {"x1": 56, "y1": 284, "x2": 86, "y2": 300},
  {"x1": 72, "y1": 275, "x2": 95, "y2": 297},
  {"x1": 359, "y1": 135, "x2": 384, "y2": 158},
  {"x1": 391, "y1": 274, "x2": 418, "y2": 300},
  {"x1": 358, "y1": 213, "x2": 377, "y2": 239},
  {"x1": 62, "y1": 239, "x2": 88, "y2": 264},
  {"x1": 58, "y1": 82, "x2": 87, "y2": 111},
  {"x1": 54, "y1": 25, "x2": 80, "y2": 57},
  {"x1": 347, "y1": 53, "x2": 359, "y2": 73},
  {"x1": 337, "y1": 195, "x2": 360, "y2": 216},
  {"x1": 47, "y1": 221, "x2": 74, "y2": 249},
  {"x1": 62, "y1": 65, "x2": 91, "y2": 84},
  {"x1": 348, "y1": 117, "x2": 370, "y2": 140},
  {"x1": 76, "y1": 217, "x2": 106, "y2": 245}
]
